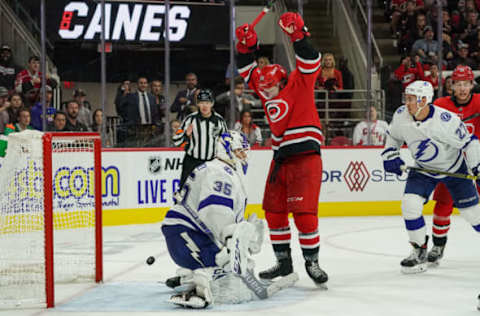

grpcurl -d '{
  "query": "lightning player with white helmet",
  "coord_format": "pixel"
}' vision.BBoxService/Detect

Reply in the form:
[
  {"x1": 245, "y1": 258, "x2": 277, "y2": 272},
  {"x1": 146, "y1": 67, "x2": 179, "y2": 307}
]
[
  {"x1": 161, "y1": 131, "x2": 298, "y2": 308},
  {"x1": 382, "y1": 80, "x2": 480, "y2": 273}
]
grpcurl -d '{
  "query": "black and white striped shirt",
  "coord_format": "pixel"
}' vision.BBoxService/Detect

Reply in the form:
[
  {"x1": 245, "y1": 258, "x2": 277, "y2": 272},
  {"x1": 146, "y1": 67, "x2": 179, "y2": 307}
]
[{"x1": 173, "y1": 112, "x2": 227, "y2": 160}]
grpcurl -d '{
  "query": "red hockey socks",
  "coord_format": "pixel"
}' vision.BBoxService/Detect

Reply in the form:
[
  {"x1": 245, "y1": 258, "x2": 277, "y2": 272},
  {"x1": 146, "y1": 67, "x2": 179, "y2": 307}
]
[
  {"x1": 265, "y1": 211, "x2": 291, "y2": 257},
  {"x1": 293, "y1": 213, "x2": 320, "y2": 261},
  {"x1": 432, "y1": 201, "x2": 453, "y2": 246}
]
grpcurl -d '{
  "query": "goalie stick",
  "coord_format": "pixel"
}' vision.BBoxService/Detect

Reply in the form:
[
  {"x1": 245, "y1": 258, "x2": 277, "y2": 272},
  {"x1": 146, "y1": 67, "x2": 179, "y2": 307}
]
[
  {"x1": 400, "y1": 165, "x2": 477, "y2": 180},
  {"x1": 240, "y1": 269, "x2": 299, "y2": 299}
]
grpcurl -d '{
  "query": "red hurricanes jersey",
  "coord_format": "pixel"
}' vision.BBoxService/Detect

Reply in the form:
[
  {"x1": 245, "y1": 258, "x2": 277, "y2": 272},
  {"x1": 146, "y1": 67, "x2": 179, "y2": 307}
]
[
  {"x1": 239, "y1": 42, "x2": 323, "y2": 159},
  {"x1": 433, "y1": 94, "x2": 480, "y2": 137}
]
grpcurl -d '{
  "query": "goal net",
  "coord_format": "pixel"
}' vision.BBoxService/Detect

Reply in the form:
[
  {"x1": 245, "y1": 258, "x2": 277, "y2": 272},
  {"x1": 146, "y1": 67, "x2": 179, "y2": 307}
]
[{"x1": 0, "y1": 130, "x2": 102, "y2": 308}]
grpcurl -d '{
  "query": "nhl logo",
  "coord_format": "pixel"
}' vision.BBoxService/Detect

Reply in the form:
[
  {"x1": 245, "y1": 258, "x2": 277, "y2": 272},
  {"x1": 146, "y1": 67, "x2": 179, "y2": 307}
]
[{"x1": 148, "y1": 156, "x2": 162, "y2": 174}]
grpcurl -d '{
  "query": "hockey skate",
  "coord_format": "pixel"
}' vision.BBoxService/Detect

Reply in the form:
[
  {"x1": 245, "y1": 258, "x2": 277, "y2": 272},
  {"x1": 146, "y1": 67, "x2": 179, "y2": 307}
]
[
  {"x1": 401, "y1": 237, "x2": 428, "y2": 274},
  {"x1": 427, "y1": 245, "x2": 445, "y2": 265},
  {"x1": 305, "y1": 260, "x2": 328, "y2": 289},
  {"x1": 259, "y1": 258, "x2": 293, "y2": 280}
]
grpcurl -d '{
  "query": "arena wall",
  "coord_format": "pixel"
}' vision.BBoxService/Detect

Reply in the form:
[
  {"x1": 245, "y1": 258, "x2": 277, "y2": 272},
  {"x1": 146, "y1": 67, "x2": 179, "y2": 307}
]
[{"x1": 86, "y1": 147, "x2": 446, "y2": 226}]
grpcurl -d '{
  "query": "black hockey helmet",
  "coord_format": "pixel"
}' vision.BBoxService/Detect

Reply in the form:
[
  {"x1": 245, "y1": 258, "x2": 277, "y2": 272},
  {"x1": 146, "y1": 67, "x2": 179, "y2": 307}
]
[{"x1": 196, "y1": 88, "x2": 214, "y2": 103}]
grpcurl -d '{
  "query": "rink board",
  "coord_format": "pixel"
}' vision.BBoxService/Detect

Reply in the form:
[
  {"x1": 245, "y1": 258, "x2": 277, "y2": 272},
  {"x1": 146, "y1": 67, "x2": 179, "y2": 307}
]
[{"x1": 93, "y1": 147, "x2": 455, "y2": 226}]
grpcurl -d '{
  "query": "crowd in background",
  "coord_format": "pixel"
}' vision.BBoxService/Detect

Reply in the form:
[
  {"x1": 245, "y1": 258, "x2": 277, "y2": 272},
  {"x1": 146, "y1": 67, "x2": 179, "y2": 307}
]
[
  {"x1": 387, "y1": 0, "x2": 480, "y2": 98},
  {"x1": 0, "y1": 37, "x2": 377, "y2": 149}
]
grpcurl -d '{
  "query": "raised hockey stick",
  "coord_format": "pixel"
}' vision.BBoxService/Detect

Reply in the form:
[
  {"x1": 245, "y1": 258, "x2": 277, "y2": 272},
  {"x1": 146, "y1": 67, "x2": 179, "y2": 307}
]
[
  {"x1": 251, "y1": 0, "x2": 277, "y2": 28},
  {"x1": 401, "y1": 165, "x2": 477, "y2": 180}
]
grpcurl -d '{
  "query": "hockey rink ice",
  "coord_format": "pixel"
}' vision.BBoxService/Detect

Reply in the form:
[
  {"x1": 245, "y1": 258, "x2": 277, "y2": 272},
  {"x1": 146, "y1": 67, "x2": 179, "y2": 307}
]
[{"x1": 3, "y1": 215, "x2": 480, "y2": 316}]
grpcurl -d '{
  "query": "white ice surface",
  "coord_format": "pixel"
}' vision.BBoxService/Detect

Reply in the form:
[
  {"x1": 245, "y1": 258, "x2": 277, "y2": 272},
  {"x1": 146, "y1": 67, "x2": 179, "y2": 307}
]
[{"x1": 1, "y1": 215, "x2": 479, "y2": 316}]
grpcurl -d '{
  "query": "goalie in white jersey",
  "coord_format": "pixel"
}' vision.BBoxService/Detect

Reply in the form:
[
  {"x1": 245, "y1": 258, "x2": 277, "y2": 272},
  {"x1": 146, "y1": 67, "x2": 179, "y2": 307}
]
[
  {"x1": 161, "y1": 130, "x2": 298, "y2": 308},
  {"x1": 382, "y1": 80, "x2": 480, "y2": 274}
]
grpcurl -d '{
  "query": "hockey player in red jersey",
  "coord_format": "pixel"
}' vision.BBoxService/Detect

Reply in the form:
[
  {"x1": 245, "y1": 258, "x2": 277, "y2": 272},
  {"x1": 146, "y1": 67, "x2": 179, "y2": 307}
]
[
  {"x1": 429, "y1": 65, "x2": 480, "y2": 264},
  {"x1": 236, "y1": 12, "x2": 327, "y2": 286}
]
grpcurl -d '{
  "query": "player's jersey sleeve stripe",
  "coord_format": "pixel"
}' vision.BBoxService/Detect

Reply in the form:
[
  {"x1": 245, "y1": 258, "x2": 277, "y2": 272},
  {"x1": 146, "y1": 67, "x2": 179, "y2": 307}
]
[
  {"x1": 298, "y1": 65, "x2": 321, "y2": 74},
  {"x1": 198, "y1": 194, "x2": 234, "y2": 211},
  {"x1": 296, "y1": 54, "x2": 321, "y2": 65},
  {"x1": 238, "y1": 61, "x2": 257, "y2": 84}
]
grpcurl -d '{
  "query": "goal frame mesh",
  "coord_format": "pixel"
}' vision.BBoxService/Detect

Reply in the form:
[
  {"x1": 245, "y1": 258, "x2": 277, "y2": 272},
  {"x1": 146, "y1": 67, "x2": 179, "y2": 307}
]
[{"x1": 42, "y1": 132, "x2": 103, "y2": 308}]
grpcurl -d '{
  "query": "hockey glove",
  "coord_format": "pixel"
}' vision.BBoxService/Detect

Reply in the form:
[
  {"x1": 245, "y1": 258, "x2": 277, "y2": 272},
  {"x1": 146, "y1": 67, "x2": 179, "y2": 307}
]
[
  {"x1": 472, "y1": 164, "x2": 480, "y2": 186},
  {"x1": 278, "y1": 12, "x2": 311, "y2": 42},
  {"x1": 382, "y1": 147, "x2": 405, "y2": 176},
  {"x1": 236, "y1": 23, "x2": 258, "y2": 54}
]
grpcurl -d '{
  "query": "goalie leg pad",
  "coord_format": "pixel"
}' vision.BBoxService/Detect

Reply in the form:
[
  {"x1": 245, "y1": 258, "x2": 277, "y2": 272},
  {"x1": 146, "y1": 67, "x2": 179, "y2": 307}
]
[{"x1": 228, "y1": 221, "x2": 257, "y2": 276}]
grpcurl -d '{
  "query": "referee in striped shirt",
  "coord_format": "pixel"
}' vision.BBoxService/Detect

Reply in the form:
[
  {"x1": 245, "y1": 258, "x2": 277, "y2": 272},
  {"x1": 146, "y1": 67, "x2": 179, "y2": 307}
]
[{"x1": 172, "y1": 88, "x2": 228, "y2": 187}]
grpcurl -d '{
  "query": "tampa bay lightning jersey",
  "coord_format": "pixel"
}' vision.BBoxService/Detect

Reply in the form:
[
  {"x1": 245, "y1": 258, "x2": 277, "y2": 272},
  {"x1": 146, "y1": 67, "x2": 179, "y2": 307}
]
[
  {"x1": 385, "y1": 104, "x2": 480, "y2": 178},
  {"x1": 162, "y1": 159, "x2": 247, "y2": 245}
]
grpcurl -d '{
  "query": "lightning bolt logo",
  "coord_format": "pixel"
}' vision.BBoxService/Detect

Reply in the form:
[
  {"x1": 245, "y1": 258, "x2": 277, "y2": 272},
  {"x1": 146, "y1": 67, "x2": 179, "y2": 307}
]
[
  {"x1": 180, "y1": 232, "x2": 203, "y2": 266},
  {"x1": 415, "y1": 139, "x2": 430, "y2": 160}
]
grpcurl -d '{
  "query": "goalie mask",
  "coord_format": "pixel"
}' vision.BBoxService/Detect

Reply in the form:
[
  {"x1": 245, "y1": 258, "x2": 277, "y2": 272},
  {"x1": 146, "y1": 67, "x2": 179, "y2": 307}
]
[{"x1": 216, "y1": 131, "x2": 250, "y2": 173}]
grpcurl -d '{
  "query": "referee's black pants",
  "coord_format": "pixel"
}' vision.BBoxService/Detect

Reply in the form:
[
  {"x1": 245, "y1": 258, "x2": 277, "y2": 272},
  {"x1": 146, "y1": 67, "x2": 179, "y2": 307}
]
[{"x1": 179, "y1": 154, "x2": 208, "y2": 188}]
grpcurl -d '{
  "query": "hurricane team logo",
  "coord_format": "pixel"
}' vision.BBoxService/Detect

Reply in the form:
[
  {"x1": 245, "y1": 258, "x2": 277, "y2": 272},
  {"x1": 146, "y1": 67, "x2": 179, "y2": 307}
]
[
  {"x1": 412, "y1": 139, "x2": 439, "y2": 163},
  {"x1": 265, "y1": 99, "x2": 289, "y2": 123}
]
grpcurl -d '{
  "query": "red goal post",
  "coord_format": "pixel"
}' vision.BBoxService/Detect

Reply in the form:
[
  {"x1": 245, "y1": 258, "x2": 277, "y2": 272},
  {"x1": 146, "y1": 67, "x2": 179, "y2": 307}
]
[{"x1": 0, "y1": 131, "x2": 103, "y2": 309}]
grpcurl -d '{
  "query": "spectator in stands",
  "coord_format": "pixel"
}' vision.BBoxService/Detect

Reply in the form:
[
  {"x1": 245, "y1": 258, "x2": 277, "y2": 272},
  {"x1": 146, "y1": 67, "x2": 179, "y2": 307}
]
[
  {"x1": 65, "y1": 100, "x2": 89, "y2": 132},
  {"x1": 15, "y1": 56, "x2": 57, "y2": 94},
  {"x1": 72, "y1": 88, "x2": 92, "y2": 127},
  {"x1": 398, "y1": 1, "x2": 419, "y2": 40},
  {"x1": 225, "y1": 62, "x2": 240, "y2": 87},
  {"x1": 4, "y1": 108, "x2": 33, "y2": 134},
  {"x1": 215, "y1": 76, "x2": 260, "y2": 123},
  {"x1": 0, "y1": 45, "x2": 20, "y2": 91},
  {"x1": 411, "y1": 25, "x2": 440, "y2": 63},
  {"x1": 451, "y1": 41, "x2": 478, "y2": 69},
  {"x1": 443, "y1": 75, "x2": 454, "y2": 96},
  {"x1": 400, "y1": 13, "x2": 427, "y2": 54},
  {"x1": 170, "y1": 73, "x2": 199, "y2": 121},
  {"x1": 0, "y1": 86, "x2": 9, "y2": 133},
  {"x1": 458, "y1": 10, "x2": 480, "y2": 45},
  {"x1": 151, "y1": 79, "x2": 166, "y2": 132},
  {"x1": 151, "y1": 79, "x2": 166, "y2": 113},
  {"x1": 425, "y1": 64, "x2": 445, "y2": 98},
  {"x1": 48, "y1": 111, "x2": 67, "y2": 132},
  {"x1": 30, "y1": 85, "x2": 55, "y2": 131},
  {"x1": 23, "y1": 87, "x2": 39, "y2": 110},
  {"x1": 90, "y1": 109, "x2": 103, "y2": 132},
  {"x1": 316, "y1": 53, "x2": 343, "y2": 91},
  {"x1": 352, "y1": 106, "x2": 389, "y2": 146},
  {"x1": 169, "y1": 119, "x2": 182, "y2": 147},
  {"x1": 390, "y1": 0, "x2": 425, "y2": 38},
  {"x1": 234, "y1": 109, "x2": 262, "y2": 147},
  {"x1": 394, "y1": 55, "x2": 424, "y2": 90},
  {"x1": 257, "y1": 56, "x2": 271, "y2": 69},
  {"x1": 73, "y1": 88, "x2": 92, "y2": 110},
  {"x1": 115, "y1": 76, "x2": 161, "y2": 126},
  {"x1": 6, "y1": 93, "x2": 24, "y2": 125}
]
